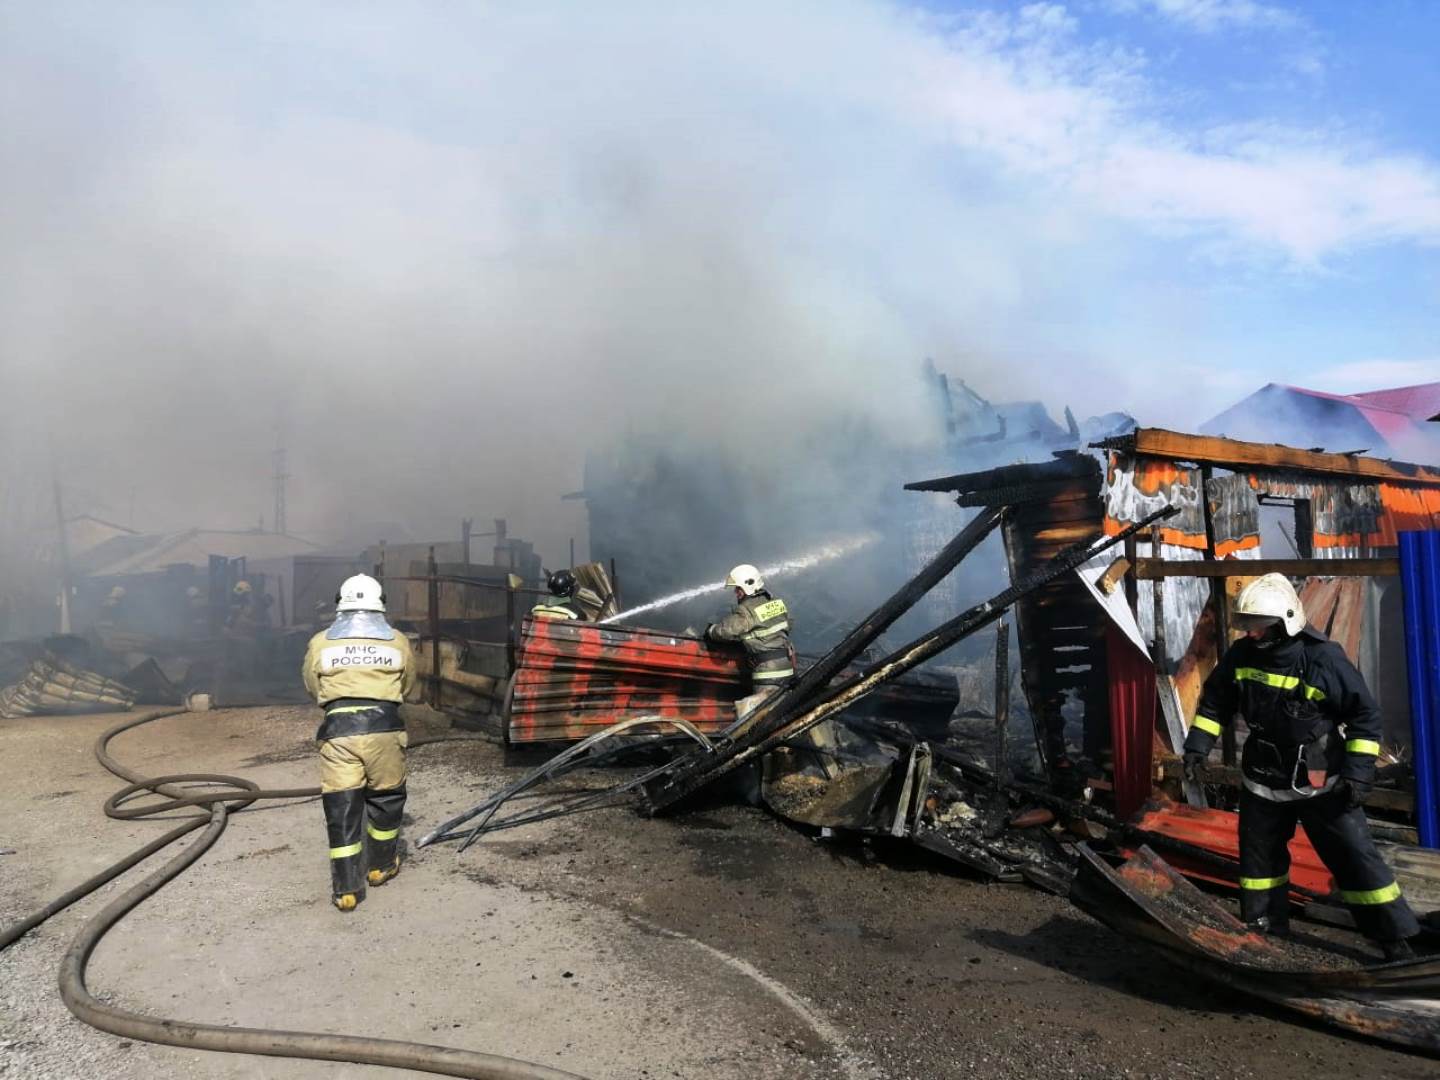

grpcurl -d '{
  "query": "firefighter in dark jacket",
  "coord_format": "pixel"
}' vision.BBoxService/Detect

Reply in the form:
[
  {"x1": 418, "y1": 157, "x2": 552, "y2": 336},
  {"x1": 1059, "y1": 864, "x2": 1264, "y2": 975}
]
[
  {"x1": 1183, "y1": 573, "x2": 1419, "y2": 959},
  {"x1": 706, "y1": 563, "x2": 795, "y2": 715},
  {"x1": 531, "y1": 570, "x2": 588, "y2": 621},
  {"x1": 301, "y1": 574, "x2": 415, "y2": 912}
]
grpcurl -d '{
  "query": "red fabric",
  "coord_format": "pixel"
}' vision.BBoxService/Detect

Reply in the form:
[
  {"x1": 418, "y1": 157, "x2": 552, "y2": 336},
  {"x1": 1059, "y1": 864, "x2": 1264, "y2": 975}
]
[{"x1": 1106, "y1": 623, "x2": 1156, "y2": 820}]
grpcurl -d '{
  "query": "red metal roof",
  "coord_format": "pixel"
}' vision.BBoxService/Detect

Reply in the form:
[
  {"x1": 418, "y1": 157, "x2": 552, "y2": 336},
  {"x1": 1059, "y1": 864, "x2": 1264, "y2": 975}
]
[
  {"x1": 1269, "y1": 383, "x2": 1440, "y2": 459},
  {"x1": 1349, "y1": 382, "x2": 1440, "y2": 422}
]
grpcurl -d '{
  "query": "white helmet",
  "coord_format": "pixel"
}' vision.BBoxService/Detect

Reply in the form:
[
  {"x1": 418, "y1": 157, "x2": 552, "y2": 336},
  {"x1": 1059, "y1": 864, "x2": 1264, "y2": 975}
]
[
  {"x1": 1235, "y1": 573, "x2": 1305, "y2": 637},
  {"x1": 724, "y1": 563, "x2": 765, "y2": 597},
  {"x1": 336, "y1": 573, "x2": 386, "y2": 613}
]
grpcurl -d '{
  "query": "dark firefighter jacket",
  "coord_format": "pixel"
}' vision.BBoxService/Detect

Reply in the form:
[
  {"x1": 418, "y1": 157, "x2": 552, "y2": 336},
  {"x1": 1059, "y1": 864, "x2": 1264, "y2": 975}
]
[
  {"x1": 706, "y1": 593, "x2": 794, "y2": 683},
  {"x1": 1184, "y1": 626, "x2": 1382, "y2": 802}
]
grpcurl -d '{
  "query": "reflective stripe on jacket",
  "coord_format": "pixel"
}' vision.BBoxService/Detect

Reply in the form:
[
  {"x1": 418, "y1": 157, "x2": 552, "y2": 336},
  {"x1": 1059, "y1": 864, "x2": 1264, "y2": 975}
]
[
  {"x1": 707, "y1": 593, "x2": 794, "y2": 682},
  {"x1": 1184, "y1": 627, "x2": 1381, "y2": 802},
  {"x1": 532, "y1": 597, "x2": 587, "y2": 621}
]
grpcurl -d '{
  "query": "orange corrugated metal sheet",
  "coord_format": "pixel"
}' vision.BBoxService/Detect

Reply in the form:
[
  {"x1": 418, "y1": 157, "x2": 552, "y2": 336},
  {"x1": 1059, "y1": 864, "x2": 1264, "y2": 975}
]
[
  {"x1": 1375, "y1": 484, "x2": 1440, "y2": 546},
  {"x1": 1128, "y1": 800, "x2": 1336, "y2": 900},
  {"x1": 1103, "y1": 454, "x2": 1209, "y2": 549},
  {"x1": 507, "y1": 618, "x2": 744, "y2": 743},
  {"x1": 507, "y1": 617, "x2": 963, "y2": 745}
]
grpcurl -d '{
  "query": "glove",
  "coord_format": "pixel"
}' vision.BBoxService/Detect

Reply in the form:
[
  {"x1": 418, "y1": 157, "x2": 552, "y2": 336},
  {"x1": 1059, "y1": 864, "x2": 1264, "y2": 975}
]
[
  {"x1": 1182, "y1": 751, "x2": 1206, "y2": 783},
  {"x1": 1336, "y1": 778, "x2": 1370, "y2": 810}
]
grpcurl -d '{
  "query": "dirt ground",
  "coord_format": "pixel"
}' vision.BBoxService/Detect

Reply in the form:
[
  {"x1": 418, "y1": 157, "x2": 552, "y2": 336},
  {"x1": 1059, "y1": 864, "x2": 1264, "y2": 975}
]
[{"x1": 2, "y1": 705, "x2": 1437, "y2": 1080}]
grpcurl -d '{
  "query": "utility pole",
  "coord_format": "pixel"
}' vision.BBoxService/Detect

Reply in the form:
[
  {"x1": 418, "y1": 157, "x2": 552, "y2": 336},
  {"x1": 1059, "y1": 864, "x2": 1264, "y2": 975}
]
[
  {"x1": 272, "y1": 427, "x2": 289, "y2": 536},
  {"x1": 50, "y1": 456, "x2": 73, "y2": 634}
]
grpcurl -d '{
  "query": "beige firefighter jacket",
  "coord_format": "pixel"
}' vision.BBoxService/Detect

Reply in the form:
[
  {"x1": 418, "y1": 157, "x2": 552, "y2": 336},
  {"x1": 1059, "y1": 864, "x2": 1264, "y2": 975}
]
[
  {"x1": 707, "y1": 593, "x2": 795, "y2": 683},
  {"x1": 302, "y1": 627, "x2": 417, "y2": 706}
]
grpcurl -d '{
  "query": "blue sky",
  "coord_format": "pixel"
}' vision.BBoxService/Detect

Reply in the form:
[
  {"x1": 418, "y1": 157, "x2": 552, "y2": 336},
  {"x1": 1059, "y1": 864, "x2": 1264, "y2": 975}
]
[{"x1": 914, "y1": 1, "x2": 1440, "y2": 401}]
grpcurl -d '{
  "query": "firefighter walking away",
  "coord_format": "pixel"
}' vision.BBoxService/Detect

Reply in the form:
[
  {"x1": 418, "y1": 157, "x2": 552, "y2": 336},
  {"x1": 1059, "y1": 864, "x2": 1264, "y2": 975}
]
[
  {"x1": 302, "y1": 574, "x2": 416, "y2": 911},
  {"x1": 1183, "y1": 573, "x2": 1420, "y2": 960}
]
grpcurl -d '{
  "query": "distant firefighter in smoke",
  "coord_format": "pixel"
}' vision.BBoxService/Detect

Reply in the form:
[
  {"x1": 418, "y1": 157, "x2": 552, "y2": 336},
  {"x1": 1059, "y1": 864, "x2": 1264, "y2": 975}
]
[
  {"x1": 301, "y1": 574, "x2": 415, "y2": 912},
  {"x1": 706, "y1": 563, "x2": 796, "y2": 718},
  {"x1": 531, "y1": 569, "x2": 589, "y2": 621}
]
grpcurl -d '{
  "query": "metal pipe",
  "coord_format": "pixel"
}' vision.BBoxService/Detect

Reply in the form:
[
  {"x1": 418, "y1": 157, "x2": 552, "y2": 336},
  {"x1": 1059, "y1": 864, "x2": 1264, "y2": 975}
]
[{"x1": 422, "y1": 716, "x2": 713, "y2": 851}]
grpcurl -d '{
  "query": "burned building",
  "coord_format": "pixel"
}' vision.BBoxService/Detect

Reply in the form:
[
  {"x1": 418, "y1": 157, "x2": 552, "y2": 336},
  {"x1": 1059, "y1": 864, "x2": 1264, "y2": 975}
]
[{"x1": 910, "y1": 427, "x2": 1440, "y2": 818}]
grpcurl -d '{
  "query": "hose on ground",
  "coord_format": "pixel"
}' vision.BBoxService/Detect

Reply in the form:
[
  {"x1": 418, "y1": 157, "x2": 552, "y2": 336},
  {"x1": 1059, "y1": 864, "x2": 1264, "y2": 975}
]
[{"x1": 1, "y1": 706, "x2": 587, "y2": 1080}]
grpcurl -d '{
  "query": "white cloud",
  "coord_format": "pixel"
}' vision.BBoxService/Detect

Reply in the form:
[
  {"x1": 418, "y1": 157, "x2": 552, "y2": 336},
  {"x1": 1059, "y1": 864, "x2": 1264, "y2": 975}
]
[
  {"x1": 1103, "y1": 0, "x2": 1300, "y2": 32},
  {"x1": 914, "y1": 12, "x2": 1440, "y2": 262}
]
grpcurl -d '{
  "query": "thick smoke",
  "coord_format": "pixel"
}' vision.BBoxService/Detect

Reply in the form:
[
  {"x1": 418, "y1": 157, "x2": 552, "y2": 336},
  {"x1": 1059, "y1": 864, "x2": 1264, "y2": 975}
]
[{"x1": 1, "y1": 2, "x2": 1434, "y2": 578}]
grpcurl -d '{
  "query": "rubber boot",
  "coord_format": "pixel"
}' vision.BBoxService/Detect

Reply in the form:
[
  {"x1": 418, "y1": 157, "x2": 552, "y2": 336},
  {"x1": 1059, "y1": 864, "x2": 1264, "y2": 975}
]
[
  {"x1": 1381, "y1": 937, "x2": 1416, "y2": 962},
  {"x1": 367, "y1": 856, "x2": 401, "y2": 887},
  {"x1": 365, "y1": 786, "x2": 406, "y2": 888},
  {"x1": 323, "y1": 788, "x2": 367, "y2": 912},
  {"x1": 1244, "y1": 914, "x2": 1289, "y2": 938}
]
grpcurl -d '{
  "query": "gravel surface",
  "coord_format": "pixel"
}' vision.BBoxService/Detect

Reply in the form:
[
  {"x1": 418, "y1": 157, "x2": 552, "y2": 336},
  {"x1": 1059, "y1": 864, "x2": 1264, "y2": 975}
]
[{"x1": 3, "y1": 705, "x2": 1438, "y2": 1079}]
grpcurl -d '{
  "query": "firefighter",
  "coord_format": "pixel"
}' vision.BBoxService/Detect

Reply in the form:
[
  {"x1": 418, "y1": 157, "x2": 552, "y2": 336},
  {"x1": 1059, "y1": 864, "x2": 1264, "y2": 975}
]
[
  {"x1": 226, "y1": 579, "x2": 255, "y2": 630},
  {"x1": 706, "y1": 563, "x2": 795, "y2": 712},
  {"x1": 531, "y1": 569, "x2": 588, "y2": 621},
  {"x1": 96, "y1": 585, "x2": 127, "y2": 630},
  {"x1": 301, "y1": 574, "x2": 415, "y2": 912},
  {"x1": 1182, "y1": 573, "x2": 1419, "y2": 960}
]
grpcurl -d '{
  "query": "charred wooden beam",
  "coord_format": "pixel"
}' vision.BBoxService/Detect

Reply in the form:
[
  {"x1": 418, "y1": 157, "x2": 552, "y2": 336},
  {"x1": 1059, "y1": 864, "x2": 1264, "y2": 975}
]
[
  {"x1": 644, "y1": 503, "x2": 1179, "y2": 813},
  {"x1": 1092, "y1": 427, "x2": 1440, "y2": 487},
  {"x1": 715, "y1": 506, "x2": 1004, "y2": 749},
  {"x1": 954, "y1": 479, "x2": 1087, "y2": 508},
  {"x1": 1134, "y1": 557, "x2": 1399, "y2": 579},
  {"x1": 904, "y1": 455, "x2": 1099, "y2": 495}
]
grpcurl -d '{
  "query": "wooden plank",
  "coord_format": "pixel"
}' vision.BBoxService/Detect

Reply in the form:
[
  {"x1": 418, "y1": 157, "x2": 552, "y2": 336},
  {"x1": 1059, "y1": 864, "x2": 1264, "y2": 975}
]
[
  {"x1": 904, "y1": 454, "x2": 1098, "y2": 494},
  {"x1": 1120, "y1": 428, "x2": 1440, "y2": 487},
  {"x1": 1134, "y1": 557, "x2": 1399, "y2": 580}
]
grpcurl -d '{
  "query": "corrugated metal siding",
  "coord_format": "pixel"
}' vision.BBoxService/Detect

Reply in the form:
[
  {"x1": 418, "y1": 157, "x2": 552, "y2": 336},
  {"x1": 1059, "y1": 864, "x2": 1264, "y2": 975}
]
[{"x1": 507, "y1": 618, "x2": 744, "y2": 743}]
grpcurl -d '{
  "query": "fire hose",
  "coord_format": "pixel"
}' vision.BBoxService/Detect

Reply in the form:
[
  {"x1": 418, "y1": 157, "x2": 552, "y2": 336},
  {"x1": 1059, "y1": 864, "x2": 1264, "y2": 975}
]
[{"x1": 0, "y1": 706, "x2": 587, "y2": 1080}]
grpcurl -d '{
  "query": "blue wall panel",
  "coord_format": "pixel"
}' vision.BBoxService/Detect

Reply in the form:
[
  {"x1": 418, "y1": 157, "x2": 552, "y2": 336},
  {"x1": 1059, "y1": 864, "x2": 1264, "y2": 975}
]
[{"x1": 1400, "y1": 530, "x2": 1440, "y2": 848}]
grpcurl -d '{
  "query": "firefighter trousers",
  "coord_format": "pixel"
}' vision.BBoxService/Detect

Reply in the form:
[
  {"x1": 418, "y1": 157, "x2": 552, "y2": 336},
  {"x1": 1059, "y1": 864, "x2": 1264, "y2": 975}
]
[
  {"x1": 318, "y1": 732, "x2": 408, "y2": 900},
  {"x1": 1239, "y1": 787, "x2": 1419, "y2": 943}
]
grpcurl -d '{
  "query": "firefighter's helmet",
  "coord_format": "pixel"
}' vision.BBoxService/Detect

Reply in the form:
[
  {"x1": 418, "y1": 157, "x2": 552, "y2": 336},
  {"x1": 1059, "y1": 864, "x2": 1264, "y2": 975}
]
[
  {"x1": 724, "y1": 564, "x2": 765, "y2": 597},
  {"x1": 1234, "y1": 573, "x2": 1305, "y2": 637},
  {"x1": 336, "y1": 574, "x2": 386, "y2": 613}
]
